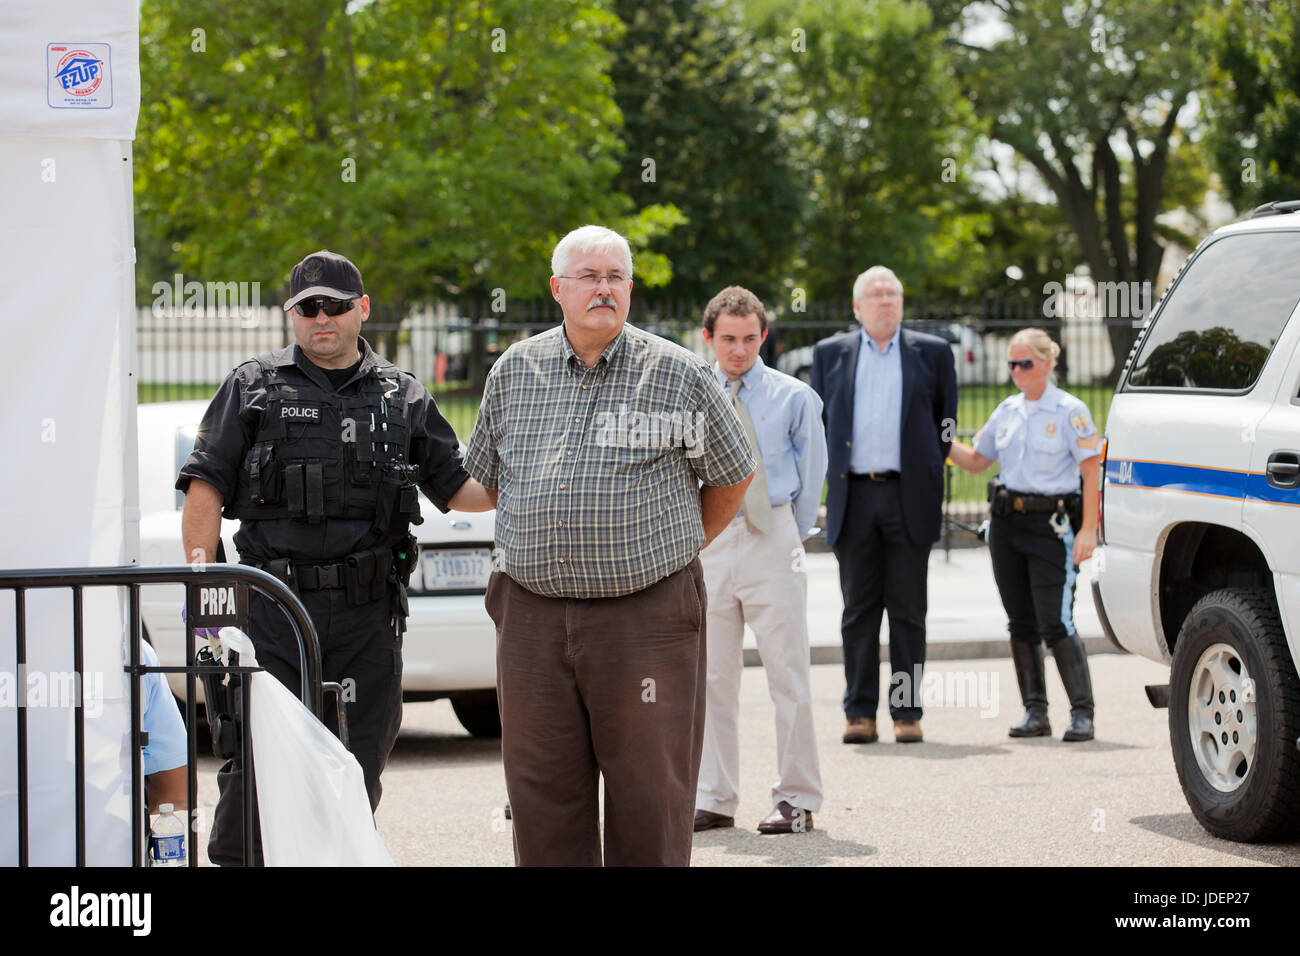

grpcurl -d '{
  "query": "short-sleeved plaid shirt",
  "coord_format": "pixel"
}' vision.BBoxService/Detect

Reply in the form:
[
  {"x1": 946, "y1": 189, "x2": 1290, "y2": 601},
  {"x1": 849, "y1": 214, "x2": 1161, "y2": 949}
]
[{"x1": 465, "y1": 323, "x2": 754, "y2": 598}]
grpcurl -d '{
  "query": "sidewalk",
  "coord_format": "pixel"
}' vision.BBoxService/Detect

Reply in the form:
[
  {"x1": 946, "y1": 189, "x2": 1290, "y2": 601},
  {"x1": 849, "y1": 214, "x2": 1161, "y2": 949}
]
[{"x1": 742, "y1": 546, "x2": 1112, "y2": 665}]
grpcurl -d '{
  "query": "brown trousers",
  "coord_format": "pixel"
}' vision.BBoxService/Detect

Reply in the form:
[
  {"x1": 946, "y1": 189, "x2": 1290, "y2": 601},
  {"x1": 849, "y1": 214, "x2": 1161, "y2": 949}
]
[{"x1": 485, "y1": 559, "x2": 708, "y2": 866}]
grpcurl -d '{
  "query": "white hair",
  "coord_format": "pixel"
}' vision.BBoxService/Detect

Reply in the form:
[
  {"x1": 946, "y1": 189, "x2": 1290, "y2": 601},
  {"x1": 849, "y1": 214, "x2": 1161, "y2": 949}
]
[
  {"x1": 852, "y1": 265, "x2": 903, "y2": 303},
  {"x1": 551, "y1": 225, "x2": 634, "y2": 279}
]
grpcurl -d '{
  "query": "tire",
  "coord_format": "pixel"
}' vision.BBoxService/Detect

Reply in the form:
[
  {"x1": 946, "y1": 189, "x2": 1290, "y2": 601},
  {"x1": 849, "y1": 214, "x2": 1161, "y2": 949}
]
[
  {"x1": 451, "y1": 690, "x2": 502, "y2": 738},
  {"x1": 1168, "y1": 587, "x2": 1300, "y2": 842}
]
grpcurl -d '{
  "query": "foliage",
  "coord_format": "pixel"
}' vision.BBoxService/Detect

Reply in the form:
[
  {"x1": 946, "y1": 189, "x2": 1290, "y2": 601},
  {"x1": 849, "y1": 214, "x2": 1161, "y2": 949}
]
[
  {"x1": 135, "y1": 0, "x2": 679, "y2": 316},
  {"x1": 1200, "y1": 0, "x2": 1300, "y2": 212}
]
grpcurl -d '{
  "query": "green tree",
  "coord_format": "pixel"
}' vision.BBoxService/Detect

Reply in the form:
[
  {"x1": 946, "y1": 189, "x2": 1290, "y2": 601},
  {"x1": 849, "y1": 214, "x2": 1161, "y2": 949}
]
[
  {"x1": 944, "y1": 0, "x2": 1206, "y2": 377},
  {"x1": 1200, "y1": 0, "x2": 1300, "y2": 211},
  {"x1": 750, "y1": 0, "x2": 990, "y2": 309},
  {"x1": 609, "y1": 0, "x2": 803, "y2": 304},
  {"x1": 134, "y1": 0, "x2": 678, "y2": 323}
]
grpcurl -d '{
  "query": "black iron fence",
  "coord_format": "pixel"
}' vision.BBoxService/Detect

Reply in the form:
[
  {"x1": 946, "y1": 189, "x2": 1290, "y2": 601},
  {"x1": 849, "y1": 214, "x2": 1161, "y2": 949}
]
[{"x1": 137, "y1": 296, "x2": 1142, "y2": 504}]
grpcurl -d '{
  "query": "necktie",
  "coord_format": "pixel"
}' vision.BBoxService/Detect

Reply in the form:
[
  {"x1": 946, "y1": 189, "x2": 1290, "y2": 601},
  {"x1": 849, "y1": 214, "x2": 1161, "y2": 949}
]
[{"x1": 728, "y1": 378, "x2": 772, "y2": 533}]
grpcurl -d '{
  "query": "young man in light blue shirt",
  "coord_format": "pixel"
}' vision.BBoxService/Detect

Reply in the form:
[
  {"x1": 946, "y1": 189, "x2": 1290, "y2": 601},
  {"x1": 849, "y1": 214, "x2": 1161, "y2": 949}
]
[{"x1": 693, "y1": 286, "x2": 828, "y2": 835}]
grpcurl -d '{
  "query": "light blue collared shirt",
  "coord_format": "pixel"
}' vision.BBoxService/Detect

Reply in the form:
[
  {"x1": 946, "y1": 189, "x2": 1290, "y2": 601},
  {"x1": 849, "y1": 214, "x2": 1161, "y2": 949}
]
[
  {"x1": 850, "y1": 327, "x2": 902, "y2": 473},
  {"x1": 714, "y1": 356, "x2": 828, "y2": 537},
  {"x1": 974, "y1": 382, "x2": 1101, "y2": 494}
]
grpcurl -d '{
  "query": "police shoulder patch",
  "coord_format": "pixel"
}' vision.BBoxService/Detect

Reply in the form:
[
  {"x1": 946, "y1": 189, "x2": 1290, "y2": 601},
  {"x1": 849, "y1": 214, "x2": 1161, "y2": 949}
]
[{"x1": 1070, "y1": 411, "x2": 1094, "y2": 437}]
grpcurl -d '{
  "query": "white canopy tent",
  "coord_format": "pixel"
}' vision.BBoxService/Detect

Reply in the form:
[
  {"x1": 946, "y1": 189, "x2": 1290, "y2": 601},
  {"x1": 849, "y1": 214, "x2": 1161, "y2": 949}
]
[{"x1": 0, "y1": 0, "x2": 141, "y2": 865}]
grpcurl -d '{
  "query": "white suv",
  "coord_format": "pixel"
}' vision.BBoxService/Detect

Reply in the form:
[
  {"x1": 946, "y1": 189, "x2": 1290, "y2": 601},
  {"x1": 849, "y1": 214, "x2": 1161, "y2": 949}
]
[{"x1": 1094, "y1": 199, "x2": 1300, "y2": 842}]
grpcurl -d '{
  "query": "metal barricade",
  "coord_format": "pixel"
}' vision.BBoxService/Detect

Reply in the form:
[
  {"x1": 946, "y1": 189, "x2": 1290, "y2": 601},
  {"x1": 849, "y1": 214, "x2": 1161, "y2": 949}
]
[{"x1": 1, "y1": 564, "x2": 326, "y2": 867}]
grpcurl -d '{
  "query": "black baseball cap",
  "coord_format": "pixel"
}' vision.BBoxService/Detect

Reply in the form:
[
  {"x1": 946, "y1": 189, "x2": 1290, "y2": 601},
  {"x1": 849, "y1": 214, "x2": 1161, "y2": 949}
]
[{"x1": 282, "y1": 250, "x2": 365, "y2": 312}]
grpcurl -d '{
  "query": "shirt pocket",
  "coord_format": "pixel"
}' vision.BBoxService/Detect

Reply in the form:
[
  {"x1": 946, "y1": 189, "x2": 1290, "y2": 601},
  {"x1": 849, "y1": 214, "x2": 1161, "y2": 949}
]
[{"x1": 1026, "y1": 427, "x2": 1066, "y2": 469}]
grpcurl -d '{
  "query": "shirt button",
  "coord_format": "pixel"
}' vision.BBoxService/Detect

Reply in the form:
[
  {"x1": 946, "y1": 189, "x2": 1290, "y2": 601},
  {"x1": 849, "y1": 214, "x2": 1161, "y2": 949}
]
[
  {"x1": 582, "y1": 385, "x2": 589, "y2": 390},
  {"x1": 558, "y1": 557, "x2": 566, "y2": 563},
  {"x1": 559, "y1": 483, "x2": 566, "y2": 490},
  {"x1": 557, "y1": 520, "x2": 563, "y2": 527},
  {"x1": 574, "y1": 417, "x2": 581, "y2": 423}
]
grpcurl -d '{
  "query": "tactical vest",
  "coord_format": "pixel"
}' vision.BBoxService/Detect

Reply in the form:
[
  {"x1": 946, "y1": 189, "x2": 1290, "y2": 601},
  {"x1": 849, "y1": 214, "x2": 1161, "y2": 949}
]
[{"x1": 227, "y1": 351, "x2": 423, "y2": 533}]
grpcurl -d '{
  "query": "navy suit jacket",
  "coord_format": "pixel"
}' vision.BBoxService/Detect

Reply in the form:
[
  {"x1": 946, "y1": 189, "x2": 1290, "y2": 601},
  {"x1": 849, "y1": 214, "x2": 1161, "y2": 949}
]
[{"x1": 810, "y1": 327, "x2": 957, "y2": 548}]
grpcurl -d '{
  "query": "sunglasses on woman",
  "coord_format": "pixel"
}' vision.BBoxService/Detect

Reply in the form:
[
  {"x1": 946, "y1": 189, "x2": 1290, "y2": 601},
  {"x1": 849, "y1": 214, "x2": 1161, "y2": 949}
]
[
  {"x1": 295, "y1": 297, "x2": 357, "y2": 318},
  {"x1": 1007, "y1": 359, "x2": 1036, "y2": 371}
]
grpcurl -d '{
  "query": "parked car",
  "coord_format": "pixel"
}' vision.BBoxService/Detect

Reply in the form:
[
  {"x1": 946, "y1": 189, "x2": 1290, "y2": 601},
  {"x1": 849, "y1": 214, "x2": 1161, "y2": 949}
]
[
  {"x1": 775, "y1": 321, "x2": 989, "y2": 385},
  {"x1": 136, "y1": 400, "x2": 502, "y2": 737},
  {"x1": 1093, "y1": 199, "x2": 1300, "y2": 841}
]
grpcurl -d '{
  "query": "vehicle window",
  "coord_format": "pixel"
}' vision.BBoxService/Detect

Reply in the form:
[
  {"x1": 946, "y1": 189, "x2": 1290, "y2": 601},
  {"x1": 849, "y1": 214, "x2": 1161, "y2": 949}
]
[
  {"x1": 1127, "y1": 231, "x2": 1300, "y2": 390},
  {"x1": 173, "y1": 425, "x2": 197, "y2": 510}
]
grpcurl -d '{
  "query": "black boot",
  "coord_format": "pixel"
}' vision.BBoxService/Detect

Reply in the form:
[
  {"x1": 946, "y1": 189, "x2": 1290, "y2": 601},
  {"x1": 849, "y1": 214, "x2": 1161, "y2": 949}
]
[
  {"x1": 1050, "y1": 635, "x2": 1095, "y2": 741},
  {"x1": 1008, "y1": 641, "x2": 1051, "y2": 737}
]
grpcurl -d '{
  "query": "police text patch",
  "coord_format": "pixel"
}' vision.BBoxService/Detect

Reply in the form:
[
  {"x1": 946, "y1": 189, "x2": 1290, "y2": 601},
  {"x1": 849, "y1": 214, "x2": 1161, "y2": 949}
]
[{"x1": 280, "y1": 403, "x2": 321, "y2": 422}]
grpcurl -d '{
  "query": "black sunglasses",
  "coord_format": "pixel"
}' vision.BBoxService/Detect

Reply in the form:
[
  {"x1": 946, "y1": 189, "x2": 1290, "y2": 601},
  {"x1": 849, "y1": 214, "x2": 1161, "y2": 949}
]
[
  {"x1": 295, "y1": 297, "x2": 356, "y2": 318},
  {"x1": 1007, "y1": 359, "x2": 1036, "y2": 371}
]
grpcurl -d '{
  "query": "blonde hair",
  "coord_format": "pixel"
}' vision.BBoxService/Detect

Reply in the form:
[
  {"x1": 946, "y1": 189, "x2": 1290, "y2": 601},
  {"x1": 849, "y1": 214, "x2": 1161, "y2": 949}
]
[{"x1": 1008, "y1": 328, "x2": 1060, "y2": 370}]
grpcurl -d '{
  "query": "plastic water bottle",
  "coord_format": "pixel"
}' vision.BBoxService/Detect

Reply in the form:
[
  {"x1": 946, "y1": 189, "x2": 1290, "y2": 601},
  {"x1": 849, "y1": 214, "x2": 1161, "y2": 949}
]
[{"x1": 150, "y1": 804, "x2": 186, "y2": 867}]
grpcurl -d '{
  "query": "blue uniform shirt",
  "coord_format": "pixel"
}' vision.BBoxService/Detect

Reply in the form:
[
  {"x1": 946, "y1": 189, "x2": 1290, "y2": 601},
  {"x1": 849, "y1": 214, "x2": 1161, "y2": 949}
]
[
  {"x1": 849, "y1": 326, "x2": 902, "y2": 474},
  {"x1": 714, "y1": 356, "x2": 828, "y2": 537},
  {"x1": 140, "y1": 641, "x2": 188, "y2": 775},
  {"x1": 974, "y1": 383, "x2": 1101, "y2": 494}
]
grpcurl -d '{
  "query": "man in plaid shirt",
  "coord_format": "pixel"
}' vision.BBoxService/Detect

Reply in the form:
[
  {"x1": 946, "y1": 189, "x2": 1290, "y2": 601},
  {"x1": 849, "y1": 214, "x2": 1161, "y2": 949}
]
[{"x1": 465, "y1": 225, "x2": 755, "y2": 866}]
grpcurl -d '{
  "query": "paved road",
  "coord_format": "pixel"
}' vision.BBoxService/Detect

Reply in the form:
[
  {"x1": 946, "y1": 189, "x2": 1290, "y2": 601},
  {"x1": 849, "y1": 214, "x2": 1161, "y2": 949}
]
[
  {"x1": 362, "y1": 653, "x2": 1297, "y2": 867},
  {"x1": 182, "y1": 547, "x2": 1299, "y2": 868}
]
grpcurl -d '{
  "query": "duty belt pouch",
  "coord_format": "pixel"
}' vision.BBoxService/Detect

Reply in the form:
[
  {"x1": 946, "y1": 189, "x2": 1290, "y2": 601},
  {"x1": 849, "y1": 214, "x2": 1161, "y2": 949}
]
[
  {"x1": 987, "y1": 477, "x2": 1011, "y2": 517},
  {"x1": 344, "y1": 551, "x2": 376, "y2": 607},
  {"x1": 261, "y1": 557, "x2": 299, "y2": 596}
]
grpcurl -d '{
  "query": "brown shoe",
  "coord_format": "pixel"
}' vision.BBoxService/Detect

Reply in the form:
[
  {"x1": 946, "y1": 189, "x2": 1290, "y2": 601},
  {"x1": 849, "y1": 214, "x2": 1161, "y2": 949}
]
[
  {"x1": 757, "y1": 801, "x2": 813, "y2": 834},
  {"x1": 893, "y1": 719, "x2": 923, "y2": 743},
  {"x1": 694, "y1": 809, "x2": 735, "y2": 832},
  {"x1": 842, "y1": 717, "x2": 878, "y2": 744}
]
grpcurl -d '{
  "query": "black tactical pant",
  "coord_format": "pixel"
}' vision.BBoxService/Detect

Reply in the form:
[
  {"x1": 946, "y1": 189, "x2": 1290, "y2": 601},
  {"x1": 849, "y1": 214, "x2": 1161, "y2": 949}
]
[
  {"x1": 987, "y1": 511, "x2": 1079, "y2": 648},
  {"x1": 208, "y1": 586, "x2": 403, "y2": 866}
]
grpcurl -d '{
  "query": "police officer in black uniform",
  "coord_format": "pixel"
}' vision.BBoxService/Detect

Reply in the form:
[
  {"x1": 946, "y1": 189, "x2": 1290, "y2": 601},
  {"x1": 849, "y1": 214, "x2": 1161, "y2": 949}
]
[
  {"x1": 177, "y1": 250, "x2": 496, "y2": 864},
  {"x1": 947, "y1": 329, "x2": 1101, "y2": 742}
]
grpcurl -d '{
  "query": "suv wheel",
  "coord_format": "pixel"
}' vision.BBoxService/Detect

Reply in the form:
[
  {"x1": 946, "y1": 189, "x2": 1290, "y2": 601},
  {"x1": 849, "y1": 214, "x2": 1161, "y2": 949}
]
[
  {"x1": 1169, "y1": 587, "x2": 1300, "y2": 842},
  {"x1": 450, "y1": 690, "x2": 502, "y2": 738}
]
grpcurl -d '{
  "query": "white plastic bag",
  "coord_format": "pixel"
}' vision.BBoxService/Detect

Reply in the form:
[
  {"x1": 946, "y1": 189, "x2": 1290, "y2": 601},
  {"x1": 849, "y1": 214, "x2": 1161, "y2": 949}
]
[{"x1": 219, "y1": 627, "x2": 394, "y2": 866}]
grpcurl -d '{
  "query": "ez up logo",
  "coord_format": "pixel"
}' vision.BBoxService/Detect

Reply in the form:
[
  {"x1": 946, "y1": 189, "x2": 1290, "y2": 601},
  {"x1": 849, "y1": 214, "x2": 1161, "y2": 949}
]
[{"x1": 48, "y1": 43, "x2": 113, "y2": 109}]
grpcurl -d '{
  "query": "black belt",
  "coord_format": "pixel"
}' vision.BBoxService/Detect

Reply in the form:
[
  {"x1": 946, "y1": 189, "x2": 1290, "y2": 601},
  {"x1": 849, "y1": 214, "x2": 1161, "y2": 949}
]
[
  {"x1": 249, "y1": 557, "x2": 348, "y2": 590},
  {"x1": 1003, "y1": 490, "x2": 1079, "y2": 514},
  {"x1": 849, "y1": 470, "x2": 900, "y2": 481}
]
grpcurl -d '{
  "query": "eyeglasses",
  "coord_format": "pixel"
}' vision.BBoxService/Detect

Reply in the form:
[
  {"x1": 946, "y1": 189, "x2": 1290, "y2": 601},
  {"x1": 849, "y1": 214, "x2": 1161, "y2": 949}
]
[
  {"x1": 295, "y1": 297, "x2": 357, "y2": 318},
  {"x1": 862, "y1": 290, "x2": 902, "y2": 300},
  {"x1": 1007, "y1": 359, "x2": 1036, "y2": 371},
  {"x1": 556, "y1": 272, "x2": 628, "y2": 290}
]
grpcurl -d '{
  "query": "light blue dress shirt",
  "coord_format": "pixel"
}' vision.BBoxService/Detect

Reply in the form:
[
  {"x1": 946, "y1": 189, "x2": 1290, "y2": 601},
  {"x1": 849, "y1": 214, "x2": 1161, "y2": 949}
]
[
  {"x1": 974, "y1": 382, "x2": 1101, "y2": 494},
  {"x1": 849, "y1": 327, "x2": 902, "y2": 473},
  {"x1": 140, "y1": 641, "x2": 188, "y2": 775},
  {"x1": 714, "y1": 356, "x2": 828, "y2": 537}
]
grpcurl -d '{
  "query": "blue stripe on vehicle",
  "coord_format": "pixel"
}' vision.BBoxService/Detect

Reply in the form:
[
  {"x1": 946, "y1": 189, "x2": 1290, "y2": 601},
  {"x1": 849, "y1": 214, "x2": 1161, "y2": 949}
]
[{"x1": 1104, "y1": 459, "x2": 1249, "y2": 499}]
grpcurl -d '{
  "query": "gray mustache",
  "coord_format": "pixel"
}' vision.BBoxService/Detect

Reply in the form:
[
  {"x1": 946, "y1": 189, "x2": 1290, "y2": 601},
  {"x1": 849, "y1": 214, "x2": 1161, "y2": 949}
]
[{"x1": 588, "y1": 297, "x2": 616, "y2": 310}]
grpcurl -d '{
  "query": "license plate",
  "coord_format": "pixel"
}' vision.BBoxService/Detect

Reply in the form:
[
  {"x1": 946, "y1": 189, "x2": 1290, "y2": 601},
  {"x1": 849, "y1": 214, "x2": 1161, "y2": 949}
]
[{"x1": 419, "y1": 547, "x2": 493, "y2": 592}]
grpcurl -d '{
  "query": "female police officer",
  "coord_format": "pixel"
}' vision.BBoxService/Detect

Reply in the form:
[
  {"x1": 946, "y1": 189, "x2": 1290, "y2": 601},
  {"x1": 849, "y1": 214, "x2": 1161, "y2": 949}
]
[{"x1": 947, "y1": 328, "x2": 1101, "y2": 741}]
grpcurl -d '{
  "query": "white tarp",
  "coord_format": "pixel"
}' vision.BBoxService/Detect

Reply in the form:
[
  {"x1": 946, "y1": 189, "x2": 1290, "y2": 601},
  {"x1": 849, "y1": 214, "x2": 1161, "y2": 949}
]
[{"x1": 0, "y1": 0, "x2": 140, "y2": 865}]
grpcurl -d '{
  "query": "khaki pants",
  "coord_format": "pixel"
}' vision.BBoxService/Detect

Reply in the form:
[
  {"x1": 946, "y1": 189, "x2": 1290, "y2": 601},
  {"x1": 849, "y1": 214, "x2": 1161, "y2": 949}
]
[
  {"x1": 486, "y1": 560, "x2": 707, "y2": 866},
  {"x1": 696, "y1": 507, "x2": 823, "y2": 818}
]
